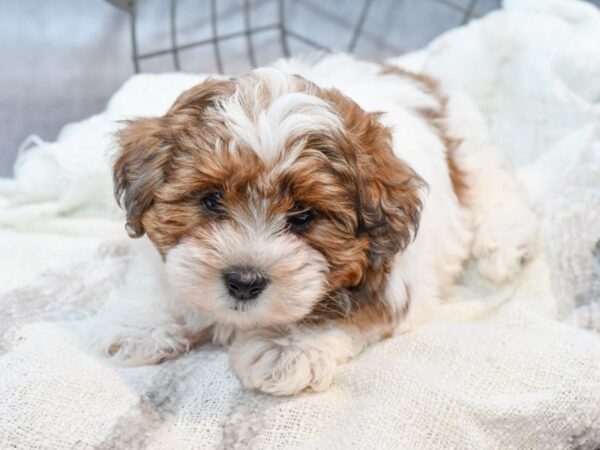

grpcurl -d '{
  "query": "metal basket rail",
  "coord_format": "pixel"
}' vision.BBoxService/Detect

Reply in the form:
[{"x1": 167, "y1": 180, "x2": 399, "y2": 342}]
[{"x1": 106, "y1": 0, "x2": 488, "y2": 74}]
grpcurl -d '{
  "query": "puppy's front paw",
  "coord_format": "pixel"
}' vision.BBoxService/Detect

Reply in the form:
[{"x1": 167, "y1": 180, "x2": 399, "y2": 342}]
[
  {"x1": 89, "y1": 321, "x2": 190, "y2": 366},
  {"x1": 473, "y1": 206, "x2": 538, "y2": 284},
  {"x1": 229, "y1": 331, "x2": 337, "y2": 396}
]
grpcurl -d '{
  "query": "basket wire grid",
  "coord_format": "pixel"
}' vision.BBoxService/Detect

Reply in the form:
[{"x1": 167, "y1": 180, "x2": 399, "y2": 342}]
[{"x1": 107, "y1": 0, "x2": 487, "y2": 74}]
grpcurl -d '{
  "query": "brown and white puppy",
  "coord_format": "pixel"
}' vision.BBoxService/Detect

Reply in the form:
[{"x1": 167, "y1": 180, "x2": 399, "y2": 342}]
[{"x1": 90, "y1": 54, "x2": 537, "y2": 395}]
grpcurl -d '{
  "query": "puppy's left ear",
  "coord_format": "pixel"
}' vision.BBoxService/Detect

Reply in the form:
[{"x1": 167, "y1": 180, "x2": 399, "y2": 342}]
[{"x1": 354, "y1": 113, "x2": 426, "y2": 267}]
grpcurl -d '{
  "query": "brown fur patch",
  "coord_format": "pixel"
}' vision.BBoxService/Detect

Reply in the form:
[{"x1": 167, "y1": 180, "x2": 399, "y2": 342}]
[
  {"x1": 380, "y1": 64, "x2": 469, "y2": 204},
  {"x1": 320, "y1": 89, "x2": 425, "y2": 266},
  {"x1": 114, "y1": 78, "x2": 236, "y2": 239}
]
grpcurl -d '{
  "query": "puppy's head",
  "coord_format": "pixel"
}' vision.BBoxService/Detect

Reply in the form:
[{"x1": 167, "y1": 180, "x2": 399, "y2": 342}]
[{"x1": 114, "y1": 69, "x2": 424, "y2": 328}]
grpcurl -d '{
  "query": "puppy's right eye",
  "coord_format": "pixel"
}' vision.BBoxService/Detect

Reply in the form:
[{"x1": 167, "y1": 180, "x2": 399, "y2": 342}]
[
  {"x1": 201, "y1": 192, "x2": 225, "y2": 214},
  {"x1": 286, "y1": 205, "x2": 315, "y2": 233}
]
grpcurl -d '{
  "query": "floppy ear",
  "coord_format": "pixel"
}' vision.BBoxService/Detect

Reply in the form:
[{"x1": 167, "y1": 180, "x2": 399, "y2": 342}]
[
  {"x1": 354, "y1": 113, "x2": 426, "y2": 268},
  {"x1": 113, "y1": 77, "x2": 236, "y2": 238},
  {"x1": 114, "y1": 116, "x2": 172, "y2": 238},
  {"x1": 320, "y1": 89, "x2": 426, "y2": 267}
]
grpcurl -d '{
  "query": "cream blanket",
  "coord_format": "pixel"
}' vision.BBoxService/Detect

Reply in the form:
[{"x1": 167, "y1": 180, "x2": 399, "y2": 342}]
[{"x1": 1, "y1": 0, "x2": 600, "y2": 448}]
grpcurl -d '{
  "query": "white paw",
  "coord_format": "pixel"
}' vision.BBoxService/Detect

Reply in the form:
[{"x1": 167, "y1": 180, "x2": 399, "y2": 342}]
[
  {"x1": 229, "y1": 331, "x2": 337, "y2": 396},
  {"x1": 89, "y1": 321, "x2": 190, "y2": 366},
  {"x1": 473, "y1": 206, "x2": 538, "y2": 284}
]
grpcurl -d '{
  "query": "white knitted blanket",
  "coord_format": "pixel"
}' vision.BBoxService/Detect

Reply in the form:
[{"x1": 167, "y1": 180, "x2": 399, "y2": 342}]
[{"x1": 2, "y1": 0, "x2": 600, "y2": 448}]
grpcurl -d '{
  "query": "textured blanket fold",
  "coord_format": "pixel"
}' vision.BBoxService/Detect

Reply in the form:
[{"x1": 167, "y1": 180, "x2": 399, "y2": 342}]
[{"x1": 2, "y1": 0, "x2": 600, "y2": 448}]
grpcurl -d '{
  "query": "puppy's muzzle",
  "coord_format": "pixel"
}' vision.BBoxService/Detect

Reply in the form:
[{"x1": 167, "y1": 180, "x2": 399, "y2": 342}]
[{"x1": 223, "y1": 267, "x2": 269, "y2": 301}]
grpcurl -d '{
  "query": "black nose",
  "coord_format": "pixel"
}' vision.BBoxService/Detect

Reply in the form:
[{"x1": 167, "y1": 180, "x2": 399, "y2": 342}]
[{"x1": 223, "y1": 267, "x2": 269, "y2": 301}]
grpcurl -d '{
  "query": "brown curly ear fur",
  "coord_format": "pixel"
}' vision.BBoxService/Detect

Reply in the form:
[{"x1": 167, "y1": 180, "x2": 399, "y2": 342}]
[
  {"x1": 354, "y1": 114, "x2": 425, "y2": 267},
  {"x1": 113, "y1": 78, "x2": 235, "y2": 237},
  {"x1": 114, "y1": 117, "x2": 171, "y2": 237},
  {"x1": 322, "y1": 89, "x2": 426, "y2": 268}
]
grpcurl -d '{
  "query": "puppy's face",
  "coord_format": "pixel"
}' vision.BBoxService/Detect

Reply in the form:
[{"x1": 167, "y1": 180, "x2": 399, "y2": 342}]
[{"x1": 114, "y1": 69, "x2": 423, "y2": 328}]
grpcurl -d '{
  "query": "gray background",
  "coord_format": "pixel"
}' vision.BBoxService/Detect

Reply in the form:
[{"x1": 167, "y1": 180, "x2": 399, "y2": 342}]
[{"x1": 1, "y1": 0, "x2": 596, "y2": 176}]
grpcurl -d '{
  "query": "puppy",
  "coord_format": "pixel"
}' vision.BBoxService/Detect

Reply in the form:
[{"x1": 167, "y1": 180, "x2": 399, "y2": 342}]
[{"x1": 90, "y1": 54, "x2": 537, "y2": 395}]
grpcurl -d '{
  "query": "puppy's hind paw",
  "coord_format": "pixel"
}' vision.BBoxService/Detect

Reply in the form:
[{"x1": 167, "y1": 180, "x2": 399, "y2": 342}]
[{"x1": 473, "y1": 206, "x2": 538, "y2": 284}]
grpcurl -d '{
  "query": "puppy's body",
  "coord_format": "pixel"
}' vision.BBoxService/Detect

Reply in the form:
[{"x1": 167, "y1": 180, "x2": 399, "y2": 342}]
[{"x1": 91, "y1": 55, "x2": 536, "y2": 395}]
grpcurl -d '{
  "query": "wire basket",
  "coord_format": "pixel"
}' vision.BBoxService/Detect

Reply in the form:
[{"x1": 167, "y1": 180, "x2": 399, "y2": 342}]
[{"x1": 106, "y1": 0, "x2": 494, "y2": 74}]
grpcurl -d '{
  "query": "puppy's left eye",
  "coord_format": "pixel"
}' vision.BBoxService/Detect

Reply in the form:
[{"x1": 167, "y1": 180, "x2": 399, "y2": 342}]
[{"x1": 287, "y1": 206, "x2": 315, "y2": 232}]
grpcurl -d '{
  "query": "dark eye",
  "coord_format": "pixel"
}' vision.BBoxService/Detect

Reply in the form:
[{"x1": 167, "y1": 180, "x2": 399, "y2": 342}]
[
  {"x1": 201, "y1": 192, "x2": 225, "y2": 214},
  {"x1": 287, "y1": 205, "x2": 315, "y2": 232}
]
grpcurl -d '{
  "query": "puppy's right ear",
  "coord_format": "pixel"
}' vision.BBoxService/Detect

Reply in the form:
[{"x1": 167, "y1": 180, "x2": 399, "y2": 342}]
[
  {"x1": 114, "y1": 77, "x2": 236, "y2": 238},
  {"x1": 114, "y1": 116, "x2": 171, "y2": 238}
]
